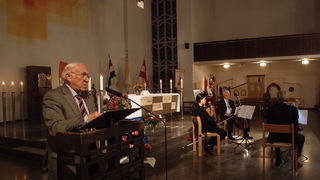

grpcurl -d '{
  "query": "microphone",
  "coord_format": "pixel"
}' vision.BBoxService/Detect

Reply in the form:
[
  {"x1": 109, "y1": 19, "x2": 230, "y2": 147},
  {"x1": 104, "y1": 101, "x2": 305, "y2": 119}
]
[
  {"x1": 105, "y1": 87, "x2": 168, "y2": 179},
  {"x1": 105, "y1": 87, "x2": 123, "y2": 97}
]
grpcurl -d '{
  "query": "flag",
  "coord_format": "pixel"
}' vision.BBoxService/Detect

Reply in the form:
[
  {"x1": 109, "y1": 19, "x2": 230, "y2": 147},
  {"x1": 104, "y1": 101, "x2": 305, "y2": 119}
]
[
  {"x1": 59, "y1": 61, "x2": 68, "y2": 77},
  {"x1": 59, "y1": 61, "x2": 68, "y2": 85},
  {"x1": 124, "y1": 58, "x2": 131, "y2": 89},
  {"x1": 138, "y1": 58, "x2": 148, "y2": 86},
  {"x1": 108, "y1": 58, "x2": 116, "y2": 87}
]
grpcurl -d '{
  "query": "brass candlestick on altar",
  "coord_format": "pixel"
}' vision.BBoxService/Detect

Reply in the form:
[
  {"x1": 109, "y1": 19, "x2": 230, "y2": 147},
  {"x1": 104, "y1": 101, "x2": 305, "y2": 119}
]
[
  {"x1": 2, "y1": 91, "x2": 6, "y2": 124},
  {"x1": 11, "y1": 91, "x2": 15, "y2": 122},
  {"x1": 2, "y1": 81, "x2": 6, "y2": 124},
  {"x1": 180, "y1": 88, "x2": 184, "y2": 120},
  {"x1": 99, "y1": 90, "x2": 104, "y2": 113},
  {"x1": 20, "y1": 82, "x2": 24, "y2": 121},
  {"x1": 11, "y1": 82, "x2": 15, "y2": 122},
  {"x1": 20, "y1": 92, "x2": 24, "y2": 121}
]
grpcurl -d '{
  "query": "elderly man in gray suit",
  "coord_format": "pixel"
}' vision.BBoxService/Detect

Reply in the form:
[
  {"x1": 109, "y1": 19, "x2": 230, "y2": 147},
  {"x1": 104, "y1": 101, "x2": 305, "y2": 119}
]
[{"x1": 43, "y1": 62, "x2": 102, "y2": 179}]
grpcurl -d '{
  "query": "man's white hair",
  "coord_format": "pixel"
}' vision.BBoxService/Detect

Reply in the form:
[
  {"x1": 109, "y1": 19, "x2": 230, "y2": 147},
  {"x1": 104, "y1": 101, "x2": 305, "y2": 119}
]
[
  {"x1": 223, "y1": 89, "x2": 230, "y2": 95},
  {"x1": 61, "y1": 63, "x2": 82, "y2": 81}
]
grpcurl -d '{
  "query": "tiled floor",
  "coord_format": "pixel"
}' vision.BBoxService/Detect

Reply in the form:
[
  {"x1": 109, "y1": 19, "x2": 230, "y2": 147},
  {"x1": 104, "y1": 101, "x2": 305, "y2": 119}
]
[{"x1": 0, "y1": 110, "x2": 319, "y2": 180}]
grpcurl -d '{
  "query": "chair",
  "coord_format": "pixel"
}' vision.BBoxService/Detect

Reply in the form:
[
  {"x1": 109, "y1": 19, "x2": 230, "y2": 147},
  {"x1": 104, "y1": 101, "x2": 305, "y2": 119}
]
[
  {"x1": 262, "y1": 122, "x2": 297, "y2": 173},
  {"x1": 192, "y1": 116, "x2": 220, "y2": 156}
]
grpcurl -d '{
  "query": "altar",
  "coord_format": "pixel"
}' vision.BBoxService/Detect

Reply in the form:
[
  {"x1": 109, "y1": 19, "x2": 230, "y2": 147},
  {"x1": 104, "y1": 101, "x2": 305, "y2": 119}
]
[{"x1": 126, "y1": 93, "x2": 180, "y2": 119}]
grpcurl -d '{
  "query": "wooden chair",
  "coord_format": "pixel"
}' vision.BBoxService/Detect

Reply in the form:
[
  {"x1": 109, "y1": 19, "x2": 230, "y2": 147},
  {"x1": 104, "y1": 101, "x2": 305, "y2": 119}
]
[
  {"x1": 192, "y1": 116, "x2": 221, "y2": 156},
  {"x1": 262, "y1": 122, "x2": 297, "y2": 173}
]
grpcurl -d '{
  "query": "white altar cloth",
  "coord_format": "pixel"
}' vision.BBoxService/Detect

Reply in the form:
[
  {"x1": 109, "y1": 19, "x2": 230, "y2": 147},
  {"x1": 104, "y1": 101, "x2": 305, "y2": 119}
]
[{"x1": 126, "y1": 93, "x2": 180, "y2": 119}]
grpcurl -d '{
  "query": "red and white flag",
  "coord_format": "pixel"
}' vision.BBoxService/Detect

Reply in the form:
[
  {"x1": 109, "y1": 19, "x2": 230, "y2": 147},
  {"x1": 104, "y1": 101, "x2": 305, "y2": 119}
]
[{"x1": 138, "y1": 58, "x2": 148, "y2": 86}]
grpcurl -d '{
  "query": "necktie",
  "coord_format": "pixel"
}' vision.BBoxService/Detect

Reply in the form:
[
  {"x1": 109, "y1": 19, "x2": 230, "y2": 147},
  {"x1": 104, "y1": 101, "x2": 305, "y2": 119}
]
[{"x1": 75, "y1": 94, "x2": 88, "y2": 116}]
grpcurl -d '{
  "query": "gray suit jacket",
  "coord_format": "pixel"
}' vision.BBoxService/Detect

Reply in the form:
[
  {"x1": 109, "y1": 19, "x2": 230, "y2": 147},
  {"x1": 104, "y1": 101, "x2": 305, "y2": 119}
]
[{"x1": 42, "y1": 84, "x2": 97, "y2": 136}]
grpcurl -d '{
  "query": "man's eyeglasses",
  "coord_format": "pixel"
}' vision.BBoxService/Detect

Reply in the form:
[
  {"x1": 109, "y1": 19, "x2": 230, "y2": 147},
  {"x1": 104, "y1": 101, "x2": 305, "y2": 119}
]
[{"x1": 70, "y1": 72, "x2": 90, "y2": 79}]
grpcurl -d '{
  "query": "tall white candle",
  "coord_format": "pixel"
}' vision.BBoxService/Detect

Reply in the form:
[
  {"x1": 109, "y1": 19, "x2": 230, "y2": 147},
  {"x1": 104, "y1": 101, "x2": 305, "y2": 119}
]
[
  {"x1": 20, "y1": 82, "x2": 23, "y2": 92},
  {"x1": 11, "y1": 81, "x2": 14, "y2": 92},
  {"x1": 99, "y1": 75, "x2": 103, "y2": 91},
  {"x1": 170, "y1": 79, "x2": 172, "y2": 89},
  {"x1": 180, "y1": 78, "x2": 183, "y2": 89},
  {"x1": 88, "y1": 77, "x2": 92, "y2": 91},
  {"x1": 160, "y1": 79, "x2": 162, "y2": 89},
  {"x1": 2, "y1": 81, "x2": 5, "y2": 92}
]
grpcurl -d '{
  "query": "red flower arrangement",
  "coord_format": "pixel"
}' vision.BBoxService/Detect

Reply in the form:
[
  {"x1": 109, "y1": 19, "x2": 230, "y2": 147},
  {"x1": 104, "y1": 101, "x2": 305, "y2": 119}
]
[
  {"x1": 133, "y1": 83, "x2": 144, "y2": 92},
  {"x1": 143, "y1": 112, "x2": 162, "y2": 129},
  {"x1": 103, "y1": 94, "x2": 131, "y2": 112}
]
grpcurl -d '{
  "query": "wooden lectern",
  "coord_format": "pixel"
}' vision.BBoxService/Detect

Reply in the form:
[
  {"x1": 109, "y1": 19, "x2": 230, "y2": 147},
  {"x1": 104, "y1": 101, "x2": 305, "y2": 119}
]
[{"x1": 55, "y1": 109, "x2": 145, "y2": 179}]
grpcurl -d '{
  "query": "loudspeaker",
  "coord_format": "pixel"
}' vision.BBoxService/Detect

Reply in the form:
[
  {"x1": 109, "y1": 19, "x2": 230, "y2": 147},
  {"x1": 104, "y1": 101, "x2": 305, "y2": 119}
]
[{"x1": 184, "y1": 43, "x2": 189, "y2": 49}]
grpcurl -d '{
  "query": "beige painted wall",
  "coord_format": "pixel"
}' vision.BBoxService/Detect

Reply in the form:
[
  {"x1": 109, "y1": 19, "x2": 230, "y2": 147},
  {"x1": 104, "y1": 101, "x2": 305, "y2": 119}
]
[
  {"x1": 194, "y1": 60, "x2": 320, "y2": 108},
  {"x1": 192, "y1": 0, "x2": 318, "y2": 42},
  {"x1": 0, "y1": 0, "x2": 151, "y2": 122}
]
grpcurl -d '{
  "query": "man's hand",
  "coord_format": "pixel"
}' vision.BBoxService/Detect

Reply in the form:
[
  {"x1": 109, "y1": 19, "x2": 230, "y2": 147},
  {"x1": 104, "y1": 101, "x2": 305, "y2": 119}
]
[
  {"x1": 87, "y1": 111, "x2": 102, "y2": 122},
  {"x1": 225, "y1": 113, "x2": 232, "y2": 117}
]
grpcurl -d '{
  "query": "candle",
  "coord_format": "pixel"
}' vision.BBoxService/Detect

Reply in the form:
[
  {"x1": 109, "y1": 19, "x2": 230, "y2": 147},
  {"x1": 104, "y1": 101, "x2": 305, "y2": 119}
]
[
  {"x1": 180, "y1": 78, "x2": 183, "y2": 89},
  {"x1": 2, "y1": 81, "x2": 5, "y2": 92},
  {"x1": 88, "y1": 77, "x2": 92, "y2": 91},
  {"x1": 159, "y1": 79, "x2": 162, "y2": 89},
  {"x1": 20, "y1": 82, "x2": 23, "y2": 92},
  {"x1": 11, "y1": 81, "x2": 14, "y2": 92},
  {"x1": 170, "y1": 79, "x2": 172, "y2": 89},
  {"x1": 144, "y1": 82, "x2": 147, "y2": 89},
  {"x1": 99, "y1": 75, "x2": 103, "y2": 91}
]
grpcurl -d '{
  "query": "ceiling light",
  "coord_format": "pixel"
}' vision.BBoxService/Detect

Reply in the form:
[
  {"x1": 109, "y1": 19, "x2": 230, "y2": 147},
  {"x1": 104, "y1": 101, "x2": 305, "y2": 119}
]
[
  {"x1": 259, "y1": 62, "x2": 267, "y2": 67},
  {"x1": 301, "y1": 58, "x2": 309, "y2": 65},
  {"x1": 137, "y1": 0, "x2": 144, "y2": 9},
  {"x1": 223, "y1": 64, "x2": 230, "y2": 69}
]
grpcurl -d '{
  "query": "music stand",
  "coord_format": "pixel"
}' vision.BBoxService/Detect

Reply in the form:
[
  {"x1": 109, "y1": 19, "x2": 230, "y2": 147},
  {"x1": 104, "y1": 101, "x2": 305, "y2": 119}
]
[{"x1": 233, "y1": 105, "x2": 255, "y2": 150}]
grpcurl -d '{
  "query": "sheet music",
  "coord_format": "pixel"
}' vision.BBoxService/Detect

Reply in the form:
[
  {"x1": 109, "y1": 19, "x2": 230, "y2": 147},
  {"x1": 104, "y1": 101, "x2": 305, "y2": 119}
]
[
  {"x1": 298, "y1": 109, "x2": 308, "y2": 125},
  {"x1": 237, "y1": 105, "x2": 256, "y2": 119},
  {"x1": 234, "y1": 106, "x2": 241, "y2": 116}
]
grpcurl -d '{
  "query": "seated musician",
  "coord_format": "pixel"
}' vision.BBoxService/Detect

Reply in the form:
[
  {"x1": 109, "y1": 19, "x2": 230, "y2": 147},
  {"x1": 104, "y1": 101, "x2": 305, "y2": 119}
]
[
  {"x1": 217, "y1": 89, "x2": 253, "y2": 140},
  {"x1": 267, "y1": 90, "x2": 305, "y2": 167},
  {"x1": 193, "y1": 92, "x2": 227, "y2": 151}
]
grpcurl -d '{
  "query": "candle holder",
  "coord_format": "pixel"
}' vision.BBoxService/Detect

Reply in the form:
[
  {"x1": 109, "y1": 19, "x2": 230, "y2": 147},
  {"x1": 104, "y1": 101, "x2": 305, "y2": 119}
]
[
  {"x1": 180, "y1": 88, "x2": 184, "y2": 120},
  {"x1": 99, "y1": 90, "x2": 104, "y2": 113},
  {"x1": 2, "y1": 91, "x2": 7, "y2": 124},
  {"x1": 11, "y1": 91, "x2": 15, "y2": 122},
  {"x1": 160, "y1": 88, "x2": 163, "y2": 93},
  {"x1": 20, "y1": 91, "x2": 24, "y2": 121}
]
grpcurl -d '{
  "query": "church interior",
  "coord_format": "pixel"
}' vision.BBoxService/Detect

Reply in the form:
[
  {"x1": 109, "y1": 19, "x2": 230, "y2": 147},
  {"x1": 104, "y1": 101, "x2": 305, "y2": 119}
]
[{"x1": 0, "y1": 0, "x2": 320, "y2": 179}]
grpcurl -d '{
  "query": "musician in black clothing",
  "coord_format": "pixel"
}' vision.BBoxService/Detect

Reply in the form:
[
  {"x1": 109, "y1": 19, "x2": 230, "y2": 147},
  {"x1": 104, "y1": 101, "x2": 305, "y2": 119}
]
[
  {"x1": 217, "y1": 90, "x2": 237, "y2": 140},
  {"x1": 193, "y1": 92, "x2": 227, "y2": 148},
  {"x1": 217, "y1": 90, "x2": 253, "y2": 140},
  {"x1": 267, "y1": 90, "x2": 305, "y2": 167}
]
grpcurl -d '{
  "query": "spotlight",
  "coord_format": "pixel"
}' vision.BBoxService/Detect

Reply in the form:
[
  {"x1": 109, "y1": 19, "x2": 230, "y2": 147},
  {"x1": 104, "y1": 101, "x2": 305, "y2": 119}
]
[
  {"x1": 259, "y1": 62, "x2": 267, "y2": 67},
  {"x1": 223, "y1": 64, "x2": 230, "y2": 69},
  {"x1": 301, "y1": 58, "x2": 309, "y2": 65}
]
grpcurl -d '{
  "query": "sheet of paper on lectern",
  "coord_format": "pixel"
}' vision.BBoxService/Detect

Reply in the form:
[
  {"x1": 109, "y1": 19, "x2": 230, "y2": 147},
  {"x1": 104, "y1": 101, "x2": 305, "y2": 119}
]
[
  {"x1": 237, "y1": 105, "x2": 256, "y2": 119},
  {"x1": 298, "y1": 109, "x2": 308, "y2": 125}
]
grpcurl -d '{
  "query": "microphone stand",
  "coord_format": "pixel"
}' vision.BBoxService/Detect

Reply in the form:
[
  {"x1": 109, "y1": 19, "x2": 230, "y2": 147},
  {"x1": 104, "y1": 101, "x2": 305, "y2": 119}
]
[
  {"x1": 128, "y1": 98, "x2": 168, "y2": 180},
  {"x1": 106, "y1": 88, "x2": 168, "y2": 180}
]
